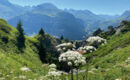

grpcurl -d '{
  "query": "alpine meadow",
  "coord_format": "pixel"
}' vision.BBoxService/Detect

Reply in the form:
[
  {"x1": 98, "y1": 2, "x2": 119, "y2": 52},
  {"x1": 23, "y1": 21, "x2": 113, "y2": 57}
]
[{"x1": 0, "y1": 0, "x2": 130, "y2": 80}]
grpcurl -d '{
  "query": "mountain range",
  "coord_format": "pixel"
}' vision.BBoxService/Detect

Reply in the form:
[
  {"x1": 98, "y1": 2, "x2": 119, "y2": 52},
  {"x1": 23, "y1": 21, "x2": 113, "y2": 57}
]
[
  {"x1": 0, "y1": 0, "x2": 130, "y2": 40},
  {"x1": 0, "y1": 0, "x2": 28, "y2": 19}
]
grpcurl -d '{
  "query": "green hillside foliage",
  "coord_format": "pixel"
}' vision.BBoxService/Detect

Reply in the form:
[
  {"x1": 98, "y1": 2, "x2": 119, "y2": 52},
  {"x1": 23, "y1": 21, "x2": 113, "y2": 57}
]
[
  {"x1": 121, "y1": 20, "x2": 130, "y2": 33},
  {"x1": 0, "y1": 19, "x2": 130, "y2": 80},
  {"x1": 64, "y1": 21, "x2": 130, "y2": 80},
  {"x1": 0, "y1": 19, "x2": 59, "y2": 79},
  {"x1": 60, "y1": 22, "x2": 130, "y2": 80},
  {"x1": 83, "y1": 22, "x2": 130, "y2": 80}
]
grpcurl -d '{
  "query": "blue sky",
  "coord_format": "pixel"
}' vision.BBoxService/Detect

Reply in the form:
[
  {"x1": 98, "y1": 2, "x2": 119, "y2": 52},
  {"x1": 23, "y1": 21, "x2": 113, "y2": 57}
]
[{"x1": 9, "y1": 0, "x2": 130, "y2": 15}]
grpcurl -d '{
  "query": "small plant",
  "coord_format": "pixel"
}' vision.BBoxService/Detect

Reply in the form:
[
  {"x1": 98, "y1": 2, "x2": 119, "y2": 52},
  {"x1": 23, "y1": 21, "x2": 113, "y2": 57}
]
[
  {"x1": 86, "y1": 36, "x2": 107, "y2": 48},
  {"x1": 59, "y1": 50, "x2": 86, "y2": 80},
  {"x1": 56, "y1": 42, "x2": 75, "y2": 52},
  {"x1": 78, "y1": 46, "x2": 96, "y2": 53},
  {"x1": 47, "y1": 64, "x2": 61, "y2": 80}
]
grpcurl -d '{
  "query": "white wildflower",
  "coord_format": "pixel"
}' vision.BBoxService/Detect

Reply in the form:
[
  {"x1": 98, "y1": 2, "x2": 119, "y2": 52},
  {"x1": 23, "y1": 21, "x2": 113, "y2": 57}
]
[
  {"x1": 48, "y1": 71, "x2": 61, "y2": 77},
  {"x1": 56, "y1": 42, "x2": 73, "y2": 48},
  {"x1": 63, "y1": 47, "x2": 66, "y2": 50},
  {"x1": 49, "y1": 68, "x2": 56, "y2": 72},
  {"x1": 87, "y1": 36, "x2": 107, "y2": 45},
  {"x1": 20, "y1": 67, "x2": 30, "y2": 72},
  {"x1": 78, "y1": 46, "x2": 96, "y2": 53},
  {"x1": 56, "y1": 42, "x2": 75, "y2": 52},
  {"x1": 19, "y1": 75, "x2": 26, "y2": 79},
  {"x1": 49, "y1": 64, "x2": 56, "y2": 68},
  {"x1": 68, "y1": 62, "x2": 72, "y2": 66},
  {"x1": 63, "y1": 58, "x2": 66, "y2": 61},
  {"x1": 59, "y1": 50, "x2": 86, "y2": 67},
  {"x1": 47, "y1": 64, "x2": 61, "y2": 78},
  {"x1": 57, "y1": 48, "x2": 62, "y2": 52}
]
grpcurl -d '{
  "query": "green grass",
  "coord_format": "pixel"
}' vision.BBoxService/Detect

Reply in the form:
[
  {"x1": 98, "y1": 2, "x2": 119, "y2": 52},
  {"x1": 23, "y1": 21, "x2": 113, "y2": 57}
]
[
  {"x1": 0, "y1": 19, "x2": 130, "y2": 80},
  {"x1": 78, "y1": 30, "x2": 130, "y2": 80},
  {"x1": 61, "y1": 27, "x2": 130, "y2": 80},
  {"x1": 0, "y1": 19, "x2": 49, "y2": 80},
  {"x1": 49, "y1": 24, "x2": 130, "y2": 80}
]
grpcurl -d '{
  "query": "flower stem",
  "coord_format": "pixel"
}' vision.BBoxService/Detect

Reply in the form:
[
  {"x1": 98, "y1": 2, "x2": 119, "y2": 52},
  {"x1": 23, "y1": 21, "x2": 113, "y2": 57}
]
[
  {"x1": 76, "y1": 68, "x2": 79, "y2": 80},
  {"x1": 71, "y1": 67, "x2": 73, "y2": 80}
]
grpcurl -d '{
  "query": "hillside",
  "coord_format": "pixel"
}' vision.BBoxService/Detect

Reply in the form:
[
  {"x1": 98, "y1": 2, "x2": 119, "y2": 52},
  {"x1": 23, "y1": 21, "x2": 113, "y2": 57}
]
[
  {"x1": 8, "y1": 11, "x2": 86, "y2": 40},
  {"x1": 0, "y1": 0, "x2": 129, "y2": 40},
  {"x1": 8, "y1": 4, "x2": 130, "y2": 39},
  {"x1": 31, "y1": 3, "x2": 61, "y2": 17},
  {"x1": 0, "y1": 19, "x2": 60, "y2": 79},
  {"x1": 61, "y1": 21, "x2": 130, "y2": 80},
  {"x1": 65, "y1": 9, "x2": 130, "y2": 34},
  {"x1": 81, "y1": 21, "x2": 130, "y2": 80},
  {"x1": 96, "y1": 11, "x2": 130, "y2": 30},
  {"x1": 0, "y1": 19, "x2": 130, "y2": 80},
  {"x1": 0, "y1": 0, "x2": 27, "y2": 20}
]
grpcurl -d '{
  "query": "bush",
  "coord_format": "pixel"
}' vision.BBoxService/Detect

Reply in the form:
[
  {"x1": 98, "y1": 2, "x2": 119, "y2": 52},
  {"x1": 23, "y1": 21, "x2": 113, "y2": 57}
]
[
  {"x1": 2, "y1": 36, "x2": 8, "y2": 43},
  {"x1": 121, "y1": 25, "x2": 130, "y2": 33}
]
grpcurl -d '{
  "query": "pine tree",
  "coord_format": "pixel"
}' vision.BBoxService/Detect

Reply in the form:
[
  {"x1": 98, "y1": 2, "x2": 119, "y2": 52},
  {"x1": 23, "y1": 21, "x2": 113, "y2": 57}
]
[
  {"x1": 108, "y1": 26, "x2": 115, "y2": 35},
  {"x1": 39, "y1": 28, "x2": 45, "y2": 36},
  {"x1": 39, "y1": 38, "x2": 47, "y2": 62},
  {"x1": 38, "y1": 28, "x2": 47, "y2": 62},
  {"x1": 60, "y1": 35, "x2": 64, "y2": 40},
  {"x1": 16, "y1": 21, "x2": 25, "y2": 50},
  {"x1": 93, "y1": 28, "x2": 102, "y2": 36}
]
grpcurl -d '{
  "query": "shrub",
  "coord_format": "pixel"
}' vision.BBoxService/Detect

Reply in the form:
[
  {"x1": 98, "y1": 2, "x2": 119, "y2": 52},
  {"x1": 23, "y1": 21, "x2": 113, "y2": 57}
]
[{"x1": 86, "y1": 36, "x2": 107, "y2": 48}]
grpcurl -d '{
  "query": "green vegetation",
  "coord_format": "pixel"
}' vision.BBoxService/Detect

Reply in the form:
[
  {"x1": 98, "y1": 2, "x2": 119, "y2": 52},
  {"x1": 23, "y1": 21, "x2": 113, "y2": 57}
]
[
  {"x1": 16, "y1": 21, "x2": 25, "y2": 51},
  {"x1": 60, "y1": 21, "x2": 130, "y2": 80},
  {"x1": 0, "y1": 19, "x2": 57, "y2": 79},
  {"x1": 0, "y1": 19, "x2": 130, "y2": 80},
  {"x1": 83, "y1": 23, "x2": 130, "y2": 80},
  {"x1": 37, "y1": 28, "x2": 47, "y2": 63},
  {"x1": 121, "y1": 20, "x2": 130, "y2": 33}
]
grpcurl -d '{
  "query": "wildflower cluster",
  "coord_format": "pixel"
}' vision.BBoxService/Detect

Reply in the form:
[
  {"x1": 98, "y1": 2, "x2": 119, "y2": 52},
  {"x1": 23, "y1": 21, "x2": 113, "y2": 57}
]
[
  {"x1": 20, "y1": 67, "x2": 30, "y2": 72},
  {"x1": 78, "y1": 46, "x2": 96, "y2": 53},
  {"x1": 56, "y1": 42, "x2": 75, "y2": 52},
  {"x1": 87, "y1": 36, "x2": 107, "y2": 47},
  {"x1": 47, "y1": 64, "x2": 61, "y2": 78},
  {"x1": 59, "y1": 50, "x2": 86, "y2": 67},
  {"x1": 55, "y1": 36, "x2": 107, "y2": 80},
  {"x1": 87, "y1": 36, "x2": 107, "y2": 44}
]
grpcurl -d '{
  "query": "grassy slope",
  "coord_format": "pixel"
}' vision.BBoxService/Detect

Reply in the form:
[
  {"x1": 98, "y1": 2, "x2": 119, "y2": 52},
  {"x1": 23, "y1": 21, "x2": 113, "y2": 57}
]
[
  {"x1": 56, "y1": 22, "x2": 130, "y2": 80},
  {"x1": 83, "y1": 29, "x2": 130, "y2": 80},
  {"x1": 0, "y1": 19, "x2": 48, "y2": 80},
  {"x1": 65, "y1": 31, "x2": 130, "y2": 80},
  {"x1": 0, "y1": 19, "x2": 130, "y2": 80}
]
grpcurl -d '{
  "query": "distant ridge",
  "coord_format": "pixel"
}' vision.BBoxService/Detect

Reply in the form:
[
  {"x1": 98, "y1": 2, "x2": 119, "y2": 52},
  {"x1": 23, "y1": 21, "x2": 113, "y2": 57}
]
[{"x1": 0, "y1": 1, "x2": 130, "y2": 40}]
